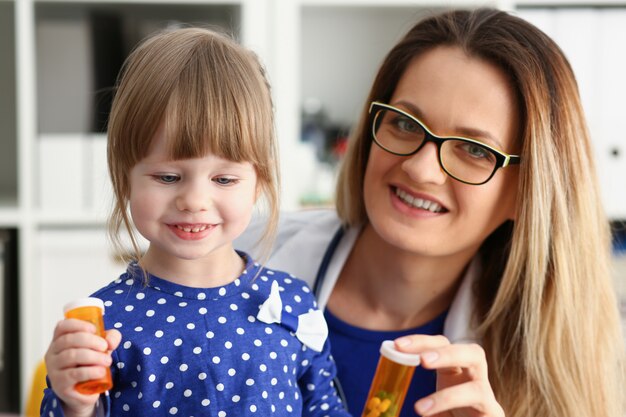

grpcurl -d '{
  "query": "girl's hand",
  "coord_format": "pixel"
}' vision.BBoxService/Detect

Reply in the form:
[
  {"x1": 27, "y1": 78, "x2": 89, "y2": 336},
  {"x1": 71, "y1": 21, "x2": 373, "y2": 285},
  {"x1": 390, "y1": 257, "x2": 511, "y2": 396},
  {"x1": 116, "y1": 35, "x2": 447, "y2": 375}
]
[
  {"x1": 44, "y1": 319, "x2": 121, "y2": 417},
  {"x1": 394, "y1": 335, "x2": 505, "y2": 417}
]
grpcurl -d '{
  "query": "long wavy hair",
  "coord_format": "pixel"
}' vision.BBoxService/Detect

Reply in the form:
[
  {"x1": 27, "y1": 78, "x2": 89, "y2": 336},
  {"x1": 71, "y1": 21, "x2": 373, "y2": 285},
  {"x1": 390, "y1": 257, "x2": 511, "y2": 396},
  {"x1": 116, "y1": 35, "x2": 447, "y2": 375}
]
[
  {"x1": 107, "y1": 27, "x2": 279, "y2": 271},
  {"x1": 336, "y1": 8, "x2": 625, "y2": 417}
]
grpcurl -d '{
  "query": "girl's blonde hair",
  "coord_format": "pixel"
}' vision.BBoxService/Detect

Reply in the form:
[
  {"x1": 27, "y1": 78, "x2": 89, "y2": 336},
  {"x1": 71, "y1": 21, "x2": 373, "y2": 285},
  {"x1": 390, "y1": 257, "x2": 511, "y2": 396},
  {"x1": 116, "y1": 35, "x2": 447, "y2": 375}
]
[
  {"x1": 337, "y1": 8, "x2": 625, "y2": 417},
  {"x1": 107, "y1": 27, "x2": 279, "y2": 269}
]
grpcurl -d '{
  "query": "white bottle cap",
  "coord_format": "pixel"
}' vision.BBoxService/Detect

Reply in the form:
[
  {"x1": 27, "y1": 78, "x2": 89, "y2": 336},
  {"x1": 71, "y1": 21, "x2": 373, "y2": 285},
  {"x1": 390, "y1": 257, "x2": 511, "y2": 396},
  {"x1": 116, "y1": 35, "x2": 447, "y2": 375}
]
[
  {"x1": 63, "y1": 297, "x2": 105, "y2": 315},
  {"x1": 380, "y1": 340, "x2": 421, "y2": 367}
]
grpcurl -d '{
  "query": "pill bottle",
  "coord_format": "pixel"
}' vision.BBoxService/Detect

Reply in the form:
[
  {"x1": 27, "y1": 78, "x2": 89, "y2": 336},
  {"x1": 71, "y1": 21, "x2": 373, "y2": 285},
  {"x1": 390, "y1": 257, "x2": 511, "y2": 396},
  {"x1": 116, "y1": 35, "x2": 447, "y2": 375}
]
[
  {"x1": 63, "y1": 297, "x2": 113, "y2": 394},
  {"x1": 361, "y1": 340, "x2": 421, "y2": 417}
]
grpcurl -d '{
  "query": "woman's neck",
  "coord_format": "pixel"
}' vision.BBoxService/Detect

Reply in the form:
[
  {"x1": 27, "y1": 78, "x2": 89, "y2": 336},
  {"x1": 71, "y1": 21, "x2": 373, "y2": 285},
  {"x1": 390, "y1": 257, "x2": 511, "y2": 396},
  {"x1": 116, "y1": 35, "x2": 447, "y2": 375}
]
[{"x1": 327, "y1": 224, "x2": 474, "y2": 331}]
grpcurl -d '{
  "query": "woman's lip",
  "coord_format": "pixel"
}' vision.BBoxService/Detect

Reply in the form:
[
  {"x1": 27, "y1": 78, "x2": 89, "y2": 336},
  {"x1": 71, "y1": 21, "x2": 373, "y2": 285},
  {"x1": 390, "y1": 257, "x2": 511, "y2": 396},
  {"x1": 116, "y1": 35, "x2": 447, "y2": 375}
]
[{"x1": 390, "y1": 185, "x2": 448, "y2": 213}]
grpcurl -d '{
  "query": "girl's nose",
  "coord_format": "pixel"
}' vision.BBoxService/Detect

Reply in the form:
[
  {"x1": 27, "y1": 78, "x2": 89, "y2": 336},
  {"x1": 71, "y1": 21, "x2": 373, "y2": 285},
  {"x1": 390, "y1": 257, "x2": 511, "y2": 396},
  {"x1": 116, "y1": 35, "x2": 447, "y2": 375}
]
[
  {"x1": 175, "y1": 180, "x2": 211, "y2": 213},
  {"x1": 401, "y1": 142, "x2": 447, "y2": 185}
]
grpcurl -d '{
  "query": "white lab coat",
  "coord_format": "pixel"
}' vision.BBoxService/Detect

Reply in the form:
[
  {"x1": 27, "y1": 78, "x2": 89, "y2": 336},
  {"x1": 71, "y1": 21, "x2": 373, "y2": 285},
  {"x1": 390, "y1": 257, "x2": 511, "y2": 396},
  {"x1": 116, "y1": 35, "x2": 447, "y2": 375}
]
[{"x1": 235, "y1": 209, "x2": 478, "y2": 344}]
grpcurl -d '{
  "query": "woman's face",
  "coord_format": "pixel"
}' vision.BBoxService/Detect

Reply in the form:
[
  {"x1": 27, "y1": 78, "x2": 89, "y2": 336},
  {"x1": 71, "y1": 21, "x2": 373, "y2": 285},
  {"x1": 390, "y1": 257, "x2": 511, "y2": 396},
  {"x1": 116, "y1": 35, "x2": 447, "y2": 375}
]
[{"x1": 363, "y1": 45, "x2": 520, "y2": 260}]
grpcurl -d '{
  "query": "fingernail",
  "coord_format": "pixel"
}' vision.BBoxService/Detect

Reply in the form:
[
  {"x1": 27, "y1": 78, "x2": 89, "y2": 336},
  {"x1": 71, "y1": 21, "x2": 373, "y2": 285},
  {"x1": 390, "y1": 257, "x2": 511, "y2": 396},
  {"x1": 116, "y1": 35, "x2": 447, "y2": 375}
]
[
  {"x1": 395, "y1": 337, "x2": 411, "y2": 347},
  {"x1": 422, "y1": 351, "x2": 439, "y2": 364},
  {"x1": 417, "y1": 398, "x2": 434, "y2": 414}
]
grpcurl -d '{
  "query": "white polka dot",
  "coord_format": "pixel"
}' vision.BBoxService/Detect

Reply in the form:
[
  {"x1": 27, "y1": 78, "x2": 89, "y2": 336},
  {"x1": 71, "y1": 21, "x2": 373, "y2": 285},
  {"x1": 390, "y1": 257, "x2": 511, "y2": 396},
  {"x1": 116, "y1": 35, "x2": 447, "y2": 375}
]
[
  {"x1": 161, "y1": 356, "x2": 169, "y2": 364},
  {"x1": 138, "y1": 392, "x2": 143, "y2": 399},
  {"x1": 199, "y1": 307, "x2": 207, "y2": 315},
  {"x1": 169, "y1": 407, "x2": 178, "y2": 414},
  {"x1": 259, "y1": 364, "x2": 267, "y2": 372},
  {"x1": 250, "y1": 405, "x2": 257, "y2": 412},
  {"x1": 117, "y1": 362, "x2": 125, "y2": 369},
  {"x1": 254, "y1": 339, "x2": 262, "y2": 347},
  {"x1": 218, "y1": 412, "x2": 226, "y2": 417},
  {"x1": 125, "y1": 279, "x2": 133, "y2": 285},
  {"x1": 262, "y1": 391, "x2": 268, "y2": 399},
  {"x1": 307, "y1": 384, "x2": 315, "y2": 391},
  {"x1": 146, "y1": 310, "x2": 155, "y2": 317},
  {"x1": 232, "y1": 395, "x2": 240, "y2": 403},
  {"x1": 265, "y1": 327, "x2": 273, "y2": 334},
  {"x1": 149, "y1": 374, "x2": 156, "y2": 382},
  {"x1": 158, "y1": 298, "x2": 166, "y2": 304},
  {"x1": 234, "y1": 279, "x2": 241, "y2": 286},
  {"x1": 114, "y1": 322, "x2": 122, "y2": 328},
  {"x1": 242, "y1": 353, "x2": 250, "y2": 360},
  {"x1": 187, "y1": 323, "x2": 196, "y2": 330},
  {"x1": 218, "y1": 316, "x2": 227, "y2": 324},
  {"x1": 174, "y1": 291, "x2": 183, "y2": 297},
  {"x1": 270, "y1": 352, "x2": 277, "y2": 359},
  {"x1": 216, "y1": 383, "x2": 224, "y2": 391},
  {"x1": 166, "y1": 315, "x2": 175, "y2": 323},
  {"x1": 134, "y1": 326, "x2": 143, "y2": 332},
  {"x1": 321, "y1": 403, "x2": 329, "y2": 410},
  {"x1": 106, "y1": 299, "x2": 116, "y2": 306},
  {"x1": 123, "y1": 341, "x2": 132, "y2": 349},
  {"x1": 241, "y1": 292, "x2": 250, "y2": 299},
  {"x1": 229, "y1": 304, "x2": 238, "y2": 311},
  {"x1": 143, "y1": 347, "x2": 151, "y2": 355},
  {"x1": 285, "y1": 305, "x2": 292, "y2": 313},
  {"x1": 280, "y1": 339, "x2": 288, "y2": 347},
  {"x1": 284, "y1": 277, "x2": 292, "y2": 284},
  {"x1": 302, "y1": 286, "x2": 310, "y2": 293},
  {"x1": 252, "y1": 283, "x2": 259, "y2": 291},
  {"x1": 236, "y1": 328, "x2": 245, "y2": 335},
  {"x1": 206, "y1": 331, "x2": 214, "y2": 339},
  {"x1": 247, "y1": 315, "x2": 256, "y2": 323},
  {"x1": 179, "y1": 302, "x2": 187, "y2": 307},
  {"x1": 137, "y1": 365, "x2": 141, "y2": 372},
  {"x1": 202, "y1": 399, "x2": 210, "y2": 406},
  {"x1": 179, "y1": 364, "x2": 188, "y2": 371},
  {"x1": 198, "y1": 293, "x2": 206, "y2": 300},
  {"x1": 165, "y1": 382, "x2": 174, "y2": 389},
  {"x1": 174, "y1": 338, "x2": 183, "y2": 346},
  {"x1": 294, "y1": 295, "x2": 302, "y2": 303},
  {"x1": 155, "y1": 330, "x2": 163, "y2": 338},
  {"x1": 152, "y1": 401, "x2": 160, "y2": 408},
  {"x1": 246, "y1": 378, "x2": 255, "y2": 386},
  {"x1": 271, "y1": 377, "x2": 278, "y2": 385},
  {"x1": 228, "y1": 368, "x2": 236, "y2": 376},
  {"x1": 199, "y1": 373, "x2": 207, "y2": 380},
  {"x1": 286, "y1": 405, "x2": 293, "y2": 412},
  {"x1": 224, "y1": 341, "x2": 233, "y2": 349},
  {"x1": 219, "y1": 288, "x2": 226, "y2": 296},
  {"x1": 136, "y1": 293, "x2": 145, "y2": 300},
  {"x1": 212, "y1": 356, "x2": 221, "y2": 364},
  {"x1": 184, "y1": 389, "x2": 192, "y2": 397},
  {"x1": 193, "y1": 347, "x2": 202, "y2": 354},
  {"x1": 279, "y1": 392, "x2": 285, "y2": 399},
  {"x1": 301, "y1": 359, "x2": 309, "y2": 367}
]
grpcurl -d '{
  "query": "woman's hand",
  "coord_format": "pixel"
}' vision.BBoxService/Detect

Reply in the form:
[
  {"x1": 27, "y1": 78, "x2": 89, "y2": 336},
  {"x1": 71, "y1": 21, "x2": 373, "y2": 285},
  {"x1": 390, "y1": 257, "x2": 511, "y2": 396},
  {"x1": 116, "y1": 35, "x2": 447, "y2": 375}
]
[
  {"x1": 44, "y1": 319, "x2": 121, "y2": 417},
  {"x1": 394, "y1": 335, "x2": 504, "y2": 417}
]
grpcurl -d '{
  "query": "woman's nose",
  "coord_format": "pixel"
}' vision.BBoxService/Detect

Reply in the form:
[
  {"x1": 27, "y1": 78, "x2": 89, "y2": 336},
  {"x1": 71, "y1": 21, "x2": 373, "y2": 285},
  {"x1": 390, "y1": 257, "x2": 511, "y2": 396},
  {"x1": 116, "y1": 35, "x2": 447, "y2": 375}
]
[
  {"x1": 401, "y1": 142, "x2": 447, "y2": 185},
  {"x1": 175, "y1": 180, "x2": 211, "y2": 212}
]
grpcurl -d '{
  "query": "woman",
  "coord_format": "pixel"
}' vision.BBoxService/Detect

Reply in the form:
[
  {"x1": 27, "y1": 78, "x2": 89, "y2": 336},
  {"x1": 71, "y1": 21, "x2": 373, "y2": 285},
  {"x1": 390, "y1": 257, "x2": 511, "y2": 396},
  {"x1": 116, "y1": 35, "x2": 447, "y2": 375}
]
[{"x1": 238, "y1": 8, "x2": 625, "y2": 417}]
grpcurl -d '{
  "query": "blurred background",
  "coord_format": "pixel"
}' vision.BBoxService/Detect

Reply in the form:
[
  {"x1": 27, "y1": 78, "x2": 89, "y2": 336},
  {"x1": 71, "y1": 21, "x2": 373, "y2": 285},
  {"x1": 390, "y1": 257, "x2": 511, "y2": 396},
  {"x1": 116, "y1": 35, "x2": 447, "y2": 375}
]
[{"x1": 1, "y1": 0, "x2": 625, "y2": 412}]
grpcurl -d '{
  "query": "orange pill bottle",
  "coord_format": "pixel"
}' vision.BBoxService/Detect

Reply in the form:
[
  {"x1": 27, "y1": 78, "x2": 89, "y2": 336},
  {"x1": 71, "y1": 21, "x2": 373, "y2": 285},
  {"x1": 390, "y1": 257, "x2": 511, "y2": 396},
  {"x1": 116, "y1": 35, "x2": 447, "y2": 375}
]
[
  {"x1": 361, "y1": 340, "x2": 421, "y2": 417},
  {"x1": 63, "y1": 297, "x2": 113, "y2": 395}
]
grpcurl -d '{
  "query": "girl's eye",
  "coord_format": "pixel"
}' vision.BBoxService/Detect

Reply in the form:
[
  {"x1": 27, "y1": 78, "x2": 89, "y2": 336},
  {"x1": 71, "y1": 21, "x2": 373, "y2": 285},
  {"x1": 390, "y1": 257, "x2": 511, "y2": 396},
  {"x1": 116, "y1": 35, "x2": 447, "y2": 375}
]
[
  {"x1": 155, "y1": 174, "x2": 180, "y2": 184},
  {"x1": 214, "y1": 177, "x2": 238, "y2": 186}
]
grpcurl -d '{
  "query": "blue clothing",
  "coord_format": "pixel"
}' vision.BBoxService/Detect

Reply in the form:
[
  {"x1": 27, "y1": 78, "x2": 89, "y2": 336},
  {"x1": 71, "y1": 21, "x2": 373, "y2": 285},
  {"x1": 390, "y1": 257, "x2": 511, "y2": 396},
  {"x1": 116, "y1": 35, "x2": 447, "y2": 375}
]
[
  {"x1": 325, "y1": 308, "x2": 447, "y2": 417},
  {"x1": 41, "y1": 253, "x2": 350, "y2": 417}
]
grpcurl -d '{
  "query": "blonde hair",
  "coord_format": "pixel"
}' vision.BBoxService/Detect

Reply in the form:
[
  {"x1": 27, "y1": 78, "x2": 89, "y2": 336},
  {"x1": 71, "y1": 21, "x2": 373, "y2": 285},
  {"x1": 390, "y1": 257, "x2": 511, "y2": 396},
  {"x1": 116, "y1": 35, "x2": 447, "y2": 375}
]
[
  {"x1": 337, "y1": 8, "x2": 625, "y2": 417},
  {"x1": 107, "y1": 27, "x2": 279, "y2": 270}
]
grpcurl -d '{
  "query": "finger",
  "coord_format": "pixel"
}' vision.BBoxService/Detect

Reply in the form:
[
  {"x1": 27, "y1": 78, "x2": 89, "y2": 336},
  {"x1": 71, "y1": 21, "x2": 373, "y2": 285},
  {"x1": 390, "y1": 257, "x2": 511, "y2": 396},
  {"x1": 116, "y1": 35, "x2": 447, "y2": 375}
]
[
  {"x1": 415, "y1": 381, "x2": 504, "y2": 417},
  {"x1": 420, "y1": 343, "x2": 489, "y2": 380},
  {"x1": 52, "y1": 319, "x2": 97, "y2": 339},
  {"x1": 49, "y1": 331, "x2": 109, "y2": 356},
  {"x1": 53, "y1": 347, "x2": 113, "y2": 370},
  {"x1": 105, "y1": 329, "x2": 122, "y2": 350},
  {"x1": 394, "y1": 334, "x2": 450, "y2": 354}
]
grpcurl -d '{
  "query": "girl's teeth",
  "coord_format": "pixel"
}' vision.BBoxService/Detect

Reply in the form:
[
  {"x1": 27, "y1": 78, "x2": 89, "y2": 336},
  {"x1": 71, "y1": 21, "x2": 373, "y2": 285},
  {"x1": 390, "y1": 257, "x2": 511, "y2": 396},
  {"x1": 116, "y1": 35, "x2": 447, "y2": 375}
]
[{"x1": 176, "y1": 225, "x2": 207, "y2": 233}]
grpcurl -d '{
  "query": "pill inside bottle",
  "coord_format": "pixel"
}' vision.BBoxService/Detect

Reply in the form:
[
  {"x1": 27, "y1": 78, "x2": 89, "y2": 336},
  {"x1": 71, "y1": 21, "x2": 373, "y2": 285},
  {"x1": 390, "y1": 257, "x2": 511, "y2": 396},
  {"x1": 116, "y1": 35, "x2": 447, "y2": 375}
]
[
  {"x1": 63, "y1": 297, "x2": 113, "y2": 395},
  {"x1": 361, "y1": 340, "x2": 421, "y2": 417}
]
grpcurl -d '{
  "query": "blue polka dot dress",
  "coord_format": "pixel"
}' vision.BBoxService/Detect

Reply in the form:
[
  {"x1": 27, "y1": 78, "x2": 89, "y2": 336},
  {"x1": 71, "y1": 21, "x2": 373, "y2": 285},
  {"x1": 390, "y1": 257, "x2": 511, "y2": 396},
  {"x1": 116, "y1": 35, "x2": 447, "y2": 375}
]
[{"x1": 41, "y1": 252, "x2": 350, "y2": 417}]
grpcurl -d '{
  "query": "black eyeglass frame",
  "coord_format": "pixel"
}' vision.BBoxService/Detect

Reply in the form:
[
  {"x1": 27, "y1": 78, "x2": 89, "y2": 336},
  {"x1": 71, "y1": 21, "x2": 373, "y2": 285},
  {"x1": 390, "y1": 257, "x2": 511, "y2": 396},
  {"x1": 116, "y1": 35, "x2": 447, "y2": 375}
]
[{"x1": 369, "y1": 101, "x2": 522, "y2": 185}]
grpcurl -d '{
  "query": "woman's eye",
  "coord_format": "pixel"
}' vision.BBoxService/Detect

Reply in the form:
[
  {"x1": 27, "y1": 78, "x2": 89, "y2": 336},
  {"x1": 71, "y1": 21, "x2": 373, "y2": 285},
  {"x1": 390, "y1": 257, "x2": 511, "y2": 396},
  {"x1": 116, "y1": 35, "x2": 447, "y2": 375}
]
[
  {"x1": 214, "y1": 177, "x2": 238, "y2": 186},
  {"x1": 155, "y1": 174, "x2": 180, "y2": 184},
  {"x1": 462, "y1": 143, "x2": 493, "y2": 161},
  {"x1": 394, "y1": 115, "x2": 420, "y2": 133}
]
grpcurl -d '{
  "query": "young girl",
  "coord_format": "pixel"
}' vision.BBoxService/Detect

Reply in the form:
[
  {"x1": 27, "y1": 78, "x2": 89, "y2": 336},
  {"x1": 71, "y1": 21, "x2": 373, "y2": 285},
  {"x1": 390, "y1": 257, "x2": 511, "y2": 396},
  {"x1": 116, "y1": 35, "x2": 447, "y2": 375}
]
[{"x1": 41, "y1": 27, "x2": 349, "y2": 417}]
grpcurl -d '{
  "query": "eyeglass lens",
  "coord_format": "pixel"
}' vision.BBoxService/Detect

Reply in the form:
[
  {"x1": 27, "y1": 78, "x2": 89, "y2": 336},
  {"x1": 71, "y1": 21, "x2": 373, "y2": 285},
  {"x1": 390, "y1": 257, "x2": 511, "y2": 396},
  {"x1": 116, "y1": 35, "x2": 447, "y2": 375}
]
[{"x1": 373, "y1": 108, "x2": 497, "y2": 184}]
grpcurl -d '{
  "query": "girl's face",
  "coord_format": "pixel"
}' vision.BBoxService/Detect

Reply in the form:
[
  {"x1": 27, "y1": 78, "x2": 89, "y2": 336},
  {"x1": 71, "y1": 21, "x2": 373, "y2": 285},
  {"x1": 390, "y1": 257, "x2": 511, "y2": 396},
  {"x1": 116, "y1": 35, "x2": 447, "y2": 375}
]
[
  {"x1": 363, "y1": 46, "x2": 520, "y2": 260},
  {"x1": 129, "y1": 125, "x2": 258, "y2": 269}
]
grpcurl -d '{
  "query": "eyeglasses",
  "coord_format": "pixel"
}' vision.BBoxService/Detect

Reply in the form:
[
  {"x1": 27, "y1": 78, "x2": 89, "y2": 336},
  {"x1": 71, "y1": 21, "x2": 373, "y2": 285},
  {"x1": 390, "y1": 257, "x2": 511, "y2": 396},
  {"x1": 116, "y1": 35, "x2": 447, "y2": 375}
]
[{"x1": 369, "y1": 102, "x2": 521, "y2": 185}]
